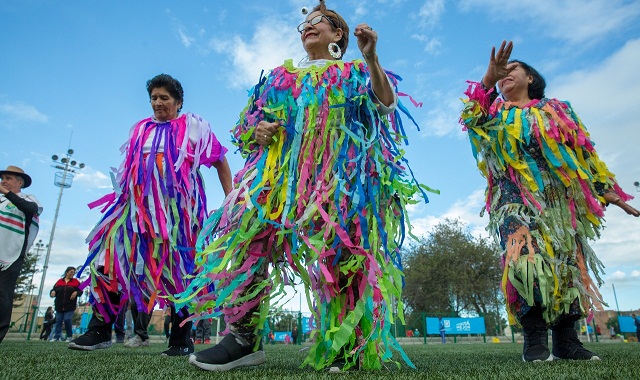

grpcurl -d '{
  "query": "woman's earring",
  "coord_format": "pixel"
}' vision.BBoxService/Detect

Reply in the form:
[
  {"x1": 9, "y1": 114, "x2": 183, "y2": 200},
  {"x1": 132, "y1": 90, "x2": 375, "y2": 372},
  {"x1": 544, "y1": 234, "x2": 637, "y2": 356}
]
[{"x1": 328, "y1": 42, "x2": 342, "y2": 59}]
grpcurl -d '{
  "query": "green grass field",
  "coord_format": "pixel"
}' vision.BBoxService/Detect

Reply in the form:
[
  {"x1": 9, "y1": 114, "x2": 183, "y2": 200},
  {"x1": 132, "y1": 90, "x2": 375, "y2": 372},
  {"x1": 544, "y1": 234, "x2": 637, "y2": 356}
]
[{"x1": 1, "y1": 340, "x2": 639, "y2": 380}]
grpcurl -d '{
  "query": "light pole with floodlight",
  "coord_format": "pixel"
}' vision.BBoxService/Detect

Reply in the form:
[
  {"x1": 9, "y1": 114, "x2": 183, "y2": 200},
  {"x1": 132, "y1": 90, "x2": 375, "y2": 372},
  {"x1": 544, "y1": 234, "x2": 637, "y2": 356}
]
[{"x1": 29, "y1": 149, "x2": 84, "y2": 338}]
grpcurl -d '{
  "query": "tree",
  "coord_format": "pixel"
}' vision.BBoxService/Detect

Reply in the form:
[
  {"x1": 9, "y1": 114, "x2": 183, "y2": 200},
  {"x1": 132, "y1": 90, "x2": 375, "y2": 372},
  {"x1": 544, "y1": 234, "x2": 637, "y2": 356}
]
[
  {"x1": 271, "y1": 310, "x2": 296, "y2": 331},
  {"x1": 402, "y1": 219, "x2": 504, "y2": 334},
  {"x1": 12, "y1": 251, "x2": 40, "y2": 307}
]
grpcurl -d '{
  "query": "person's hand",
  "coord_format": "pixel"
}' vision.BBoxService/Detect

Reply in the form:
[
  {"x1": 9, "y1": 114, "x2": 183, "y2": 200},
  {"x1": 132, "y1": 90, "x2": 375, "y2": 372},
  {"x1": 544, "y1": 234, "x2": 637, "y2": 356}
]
[
  {"x1": 70, "y1": 291, "x2": 77, "y2": 300},
  {"x1": 255, "y1": 120, "x2": 281, "y2": 146},
  {"x1": 483, "y1": 40, "x2": 514, "y2": 89},
  {"x1": 617, "y1": 201, "x2": 640, "y2": 217},
  {"x1": 604, "y1": 192, "x2": 640, "y2": 217},
  {"x1": 0, "y1": 183, "x2": 8, "y2": 195},
  {"x1": 50, "y1": 290, "x2": 56, "y2": 297},
  {"x1": 354, "y1": 23, "x2": 377, "y2": 59}
]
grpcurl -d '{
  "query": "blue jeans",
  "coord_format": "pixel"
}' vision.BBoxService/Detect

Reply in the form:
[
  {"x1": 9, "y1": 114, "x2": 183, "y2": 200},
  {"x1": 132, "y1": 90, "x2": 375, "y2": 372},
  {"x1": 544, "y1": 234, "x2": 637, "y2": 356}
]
[{"x1": 52, "y1": 310, "x2": 74, "y2": 340}]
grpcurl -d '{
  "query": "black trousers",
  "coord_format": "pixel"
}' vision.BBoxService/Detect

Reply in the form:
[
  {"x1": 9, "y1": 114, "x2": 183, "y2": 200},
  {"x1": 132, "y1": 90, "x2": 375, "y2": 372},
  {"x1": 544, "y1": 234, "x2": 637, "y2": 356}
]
[
  {"x1": 169, "y1": 305, "x2": 192, "y2": 347},
  {"x1": 40, "y1": 322, "x2": 52, "y2": 340},
  {"x1": 0, "y1": 254, "x2": 25, "y2": 343},
  {"x1": 130, "y1": 299, "x2": 151, "y2": 341}
]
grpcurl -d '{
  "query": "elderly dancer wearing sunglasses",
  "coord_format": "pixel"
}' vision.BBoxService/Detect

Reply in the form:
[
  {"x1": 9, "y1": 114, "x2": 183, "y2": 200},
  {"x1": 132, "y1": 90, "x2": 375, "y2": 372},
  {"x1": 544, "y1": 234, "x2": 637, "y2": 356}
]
[{"x1": 176, "y1": 0, "x2": 434, "y2": 372}]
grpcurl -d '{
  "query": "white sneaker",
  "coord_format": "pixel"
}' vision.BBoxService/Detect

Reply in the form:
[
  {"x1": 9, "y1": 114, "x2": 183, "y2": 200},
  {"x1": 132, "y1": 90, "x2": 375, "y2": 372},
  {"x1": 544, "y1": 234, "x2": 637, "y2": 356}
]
[
  {"x1": 65, "y1": 337, "x2": 73, "y2": 342},
  {"x1": 124, "y1": 335, "x2": 150, "y2": 348}
]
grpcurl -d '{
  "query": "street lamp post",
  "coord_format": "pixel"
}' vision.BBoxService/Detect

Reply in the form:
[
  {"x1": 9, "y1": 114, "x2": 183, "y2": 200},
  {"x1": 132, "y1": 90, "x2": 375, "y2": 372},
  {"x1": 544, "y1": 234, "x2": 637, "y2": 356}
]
[
  {"x1": 612, "y1": 283, "x2": 621, "y2": 316},
  {"x1": 29, "y1": 149, "x2": 84, "y2": 338},
  {"x1": 25, "y1": 240, "x2": 47, "y2": 339}
]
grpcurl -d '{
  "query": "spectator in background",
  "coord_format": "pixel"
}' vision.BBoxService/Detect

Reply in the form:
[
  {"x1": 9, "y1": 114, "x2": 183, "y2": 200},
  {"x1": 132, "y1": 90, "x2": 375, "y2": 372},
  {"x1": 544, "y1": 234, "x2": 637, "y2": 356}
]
[
  {"x1": 439, "y1": 318, "x2": 446, "y2": 344},
  {"x1": 163, "y1": 305, "x2": 171, "y2": 342},
  {"x1": 291, "y1": 325, "x2": 298, "y2": 345},
  {"x1": 0, "y1": 165, "x2": 42, "y2": 344},
  {"x1": 195, "y1": 317, "x2": 211, "y2": 345},
  {"x1": 50, "y1": 267, "x2": 81, "y2": 342},
  {"x1": 40, "y1": 306, "x2": 55, "y2": 340}
]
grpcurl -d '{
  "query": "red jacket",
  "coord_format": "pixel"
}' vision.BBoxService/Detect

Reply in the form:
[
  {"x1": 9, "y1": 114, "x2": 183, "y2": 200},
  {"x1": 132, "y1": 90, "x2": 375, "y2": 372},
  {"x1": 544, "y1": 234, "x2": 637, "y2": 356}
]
[{"x1": 50, "y1": 278, "x2": 81, "y2": 312}]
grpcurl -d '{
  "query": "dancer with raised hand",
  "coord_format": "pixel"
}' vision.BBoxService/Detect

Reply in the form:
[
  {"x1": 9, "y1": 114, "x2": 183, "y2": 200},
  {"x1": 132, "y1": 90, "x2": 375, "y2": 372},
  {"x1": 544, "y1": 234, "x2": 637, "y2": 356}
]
[
  {"x1": 176, "y1": 0, "x2": 434, "y2": 372},
  {"x1": 460, "y1": 40, "x2": 638, "y2": 362}
]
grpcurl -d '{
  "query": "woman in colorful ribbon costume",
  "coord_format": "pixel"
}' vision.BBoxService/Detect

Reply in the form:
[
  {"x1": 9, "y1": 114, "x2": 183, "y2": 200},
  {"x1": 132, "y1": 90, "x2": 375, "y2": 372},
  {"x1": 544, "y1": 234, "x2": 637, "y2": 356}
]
[
  {"x1": 69, "y1": 74, "x2": 232, "y2": 356},
  {"x1": 460, "y1": 40, "x2": 639, "y2": 362},
  {"x1": 179, "y1": 0, "x2": 432, "y2": 372}
]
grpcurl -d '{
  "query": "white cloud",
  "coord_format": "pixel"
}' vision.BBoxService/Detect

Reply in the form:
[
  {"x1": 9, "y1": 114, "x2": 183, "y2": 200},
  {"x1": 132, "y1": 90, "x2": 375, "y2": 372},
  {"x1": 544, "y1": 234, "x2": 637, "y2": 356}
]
[
  {"x1": 408, "y1": 188, "x2": 489, "y2": 239},
  {"x1": 551, "y1": 38, "x2": 640, "y2": 181},
  {"x1": 176, "y1": 26, "x2": 195, "y2": 48},
  {"x1": 353, "y1": 5, "x2": 367, "y2": 18},
  {"x1": 632, "y1": 270, "x2": 640, "y2": 278},
  {"x1": 608, "y1": 270, "x2": 626, "y2": 281},
  {"x1": 209, "y1": 21, "x2": 302, "y2": 89},
  {"x1": 418, "y1": 89, "x2": 465, "y2": 137},
  {"x1": 458, "y1": 0, "x2": 640, "y2": 45},
  {"x1": 73, "y1": 166, "x2": 113, "y2": 189},
  {"x1": 0, "y1": 101, "x2": 48, "y2": 124},
  {"x1": 418, "y1": 0, "x2": 445, "y2": 29},
  {"x1": 411, "y1": 34, "x2": 442, "y2": 55}
]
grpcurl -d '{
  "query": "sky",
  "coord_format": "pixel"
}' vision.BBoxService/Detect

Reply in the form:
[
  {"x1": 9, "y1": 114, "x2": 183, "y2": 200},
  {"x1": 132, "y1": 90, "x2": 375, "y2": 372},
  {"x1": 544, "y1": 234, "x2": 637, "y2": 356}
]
[{"x1": 2, "y1": 0, "x2": 639, "y2": 316}]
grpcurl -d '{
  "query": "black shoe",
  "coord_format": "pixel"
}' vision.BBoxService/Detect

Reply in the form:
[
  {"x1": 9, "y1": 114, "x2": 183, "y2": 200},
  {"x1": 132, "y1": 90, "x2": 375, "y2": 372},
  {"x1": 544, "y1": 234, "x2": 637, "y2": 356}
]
[
  {"x1": 161, "y1": 342, "x2": 195, "y2": 357},
  {"x1": 552, "y1": 326, "x2": 600, "y2": 360},
  {"x1": 189, "y1": 334, "x2": 265, "y2": 371},
  {"x1": 68, "y1": 330, "x2": 112, "y2": 351},
  {"x1": 521, "y1": 310, "x2": 553, "y2": 362}
]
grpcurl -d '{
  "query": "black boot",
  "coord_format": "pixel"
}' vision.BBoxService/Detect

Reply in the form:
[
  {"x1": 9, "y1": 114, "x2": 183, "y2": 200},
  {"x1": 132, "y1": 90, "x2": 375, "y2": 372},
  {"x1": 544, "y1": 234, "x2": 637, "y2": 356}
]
[
  {"x1": 520, "y1": 308, "x2": 553, "y2": 362},
  {"x1": 552, "y1": 318, "x2": 600, "y2": 360}
]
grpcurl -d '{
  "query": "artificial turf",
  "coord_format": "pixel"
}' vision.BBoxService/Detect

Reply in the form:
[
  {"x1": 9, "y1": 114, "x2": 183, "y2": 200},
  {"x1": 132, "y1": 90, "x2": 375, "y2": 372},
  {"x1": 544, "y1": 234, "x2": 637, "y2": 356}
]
[{"x1": 1, "y1": 340, "x2": 639, "y2": 380}]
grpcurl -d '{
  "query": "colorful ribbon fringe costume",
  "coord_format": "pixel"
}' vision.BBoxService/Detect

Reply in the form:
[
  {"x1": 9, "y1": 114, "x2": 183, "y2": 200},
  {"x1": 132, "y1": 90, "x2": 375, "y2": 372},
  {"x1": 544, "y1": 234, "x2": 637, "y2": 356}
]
[
  {"x1": 459, "y1": 81, "x2": 632, "y2": 325},
  {"x1": 176, "y1": 59, "x2": 434, "y2": 370},
  {"x1": 80, "y1": 113, "x2": 227, "y2": 319}
]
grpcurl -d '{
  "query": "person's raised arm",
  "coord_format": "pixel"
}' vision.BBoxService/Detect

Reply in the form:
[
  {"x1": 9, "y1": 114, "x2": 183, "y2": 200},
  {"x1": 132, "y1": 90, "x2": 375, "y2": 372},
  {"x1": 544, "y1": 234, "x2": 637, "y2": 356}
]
[{"x1": 355, "y1": 23, "x2": 394, "y2": 108}]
